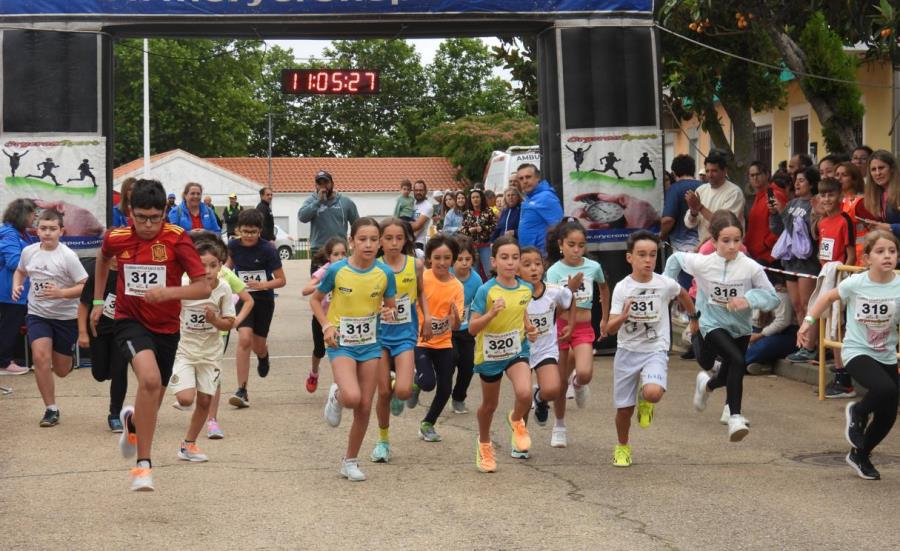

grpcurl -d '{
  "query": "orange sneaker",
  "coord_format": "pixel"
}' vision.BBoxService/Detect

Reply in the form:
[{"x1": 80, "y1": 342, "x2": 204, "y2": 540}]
[
  {"x1": 507, "y1": 411, "x2": 531, "y2": 452},
  {"x1": 305, "y1": 372, "x2": 318, "y2": 393},
  {"x1": 476, "y1": 440, "x2": 496, "y2": 473},
  {"x1": 129, "y1": 467, "x2": 154, "y2": 491}
]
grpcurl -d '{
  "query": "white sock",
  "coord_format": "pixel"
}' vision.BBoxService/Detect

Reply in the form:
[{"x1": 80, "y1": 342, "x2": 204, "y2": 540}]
[
  {"x1": 47, "y1": 404, "x2": 58, "y2": 412},
  {"x1": 554, "y1": 418, "x2": 566, "y2": 429}
]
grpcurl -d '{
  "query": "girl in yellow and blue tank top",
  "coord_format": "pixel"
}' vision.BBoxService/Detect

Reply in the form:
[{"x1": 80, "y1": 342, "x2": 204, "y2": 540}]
[
  {"x1": 468, "y1": 236, "x2": 537, "y2": 473},
  {"x1": 370, "y1": 218, "x2": 430, "y2": 463},
  {"x1": 310, "y1": 217, "x2": 397, "y2": 482}
]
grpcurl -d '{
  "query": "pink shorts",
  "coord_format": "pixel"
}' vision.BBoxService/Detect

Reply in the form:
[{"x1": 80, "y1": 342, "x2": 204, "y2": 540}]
[{"x1": 556, "y1": 319, "x2": 595, "y2": 351}]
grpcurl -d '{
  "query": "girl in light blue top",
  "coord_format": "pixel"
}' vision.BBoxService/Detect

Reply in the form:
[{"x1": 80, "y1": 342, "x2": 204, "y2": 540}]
[
  {"x1": 664, "y1": 210, "x2": 778, "y2": 443},
  {"x1": 799, "y1": 230, "x2": 900, "y2": 480}
]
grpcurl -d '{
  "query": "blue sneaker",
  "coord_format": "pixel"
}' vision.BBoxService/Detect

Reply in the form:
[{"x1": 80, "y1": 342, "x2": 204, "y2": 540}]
[{"x1": 370, "y1": 440, "x2": 391, "y2": 463}]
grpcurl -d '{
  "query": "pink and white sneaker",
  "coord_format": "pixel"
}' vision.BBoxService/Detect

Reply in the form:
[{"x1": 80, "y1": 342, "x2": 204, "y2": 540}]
[{"x1": 207, "y1": 418, "x2": 224, "y2": 439}]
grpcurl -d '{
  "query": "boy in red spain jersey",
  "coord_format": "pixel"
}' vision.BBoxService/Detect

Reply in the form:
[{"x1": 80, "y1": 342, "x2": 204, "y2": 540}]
[{"x1": 91, "y1": 179, "x2": 210, "y2": 491}]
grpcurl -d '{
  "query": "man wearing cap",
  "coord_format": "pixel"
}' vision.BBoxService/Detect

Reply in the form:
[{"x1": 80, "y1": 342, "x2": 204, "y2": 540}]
[
  {"x1": 223, "y1": 193, "x2": 242, "y2": 239},
  {"x1": 298, "y1": 170, "x2": 360, "y2": 371},
  {"x1": 257, "y1": 187, "x2": 276, "y2": 241},
  {"x1": 411, "y1": 179, "x2": 432, "y2": 249},
  {"x1": 165, "y1": 193, "x2": 177, "y2": 218}
]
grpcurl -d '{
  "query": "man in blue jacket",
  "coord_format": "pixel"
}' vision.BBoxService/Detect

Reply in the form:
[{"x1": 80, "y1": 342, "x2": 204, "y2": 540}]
[{"x1": 516, "y1": 163, "x2": 563, "y2": 254}]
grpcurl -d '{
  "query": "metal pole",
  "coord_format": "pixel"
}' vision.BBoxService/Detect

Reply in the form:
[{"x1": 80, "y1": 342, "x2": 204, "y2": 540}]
[
  {"x1": 267, "y1": 112, "x2": 273, "y2": 187},
  {"x1": 143, "y1": 39, "x2": 150, "y2": 177}
]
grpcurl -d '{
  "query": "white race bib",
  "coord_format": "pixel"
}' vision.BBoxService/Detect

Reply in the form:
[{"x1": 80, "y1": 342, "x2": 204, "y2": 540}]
[
  {"x1": 573, "y1": 277, "x2": 594, "y2": 305},
  {"x1": 709, "y1": 281, "x2": 745, "y2": 307},
  {"x1": 340, "y1": 314, "x2": 377, "y2": 346},
  {"x1": 30, "y1": 277, "x2": 56, "y2": 297},
  {"x1": 124, "y1": 264, "x2": 166, "y2": 297},
  {"x1": 239, "y1": 270, "x2": 267, "y2": 292},
  {"x1": 628, "y1": 293, "x2": 662, "y2": 323},
  {"x1": 818, "y1": 238, "x2": 835, "y2": 261},
  {"x1": 854, "y1": 297, "x2": 895, "y2": 328},
  {"x1": 383, "y1": 294, "x2": 411, "y2": 325},
  {"x1": 529, "y1": 309, "x2": 554, "y2": 336},
  {"x1": 463, "y1": 304, "x2": 471, "y2": 324},
  {"x1": 483, "y1": 330, "x2": 521, "y2": 362},
  {"x1": 183, "y1": 307, "x2": 212, "y2": 332},
  {"x1": 431, "y1": 316, "x2": 451, "y2": 336},
  {"x1": 102, "y1": 293, "x2": 116, "y2": 319}
]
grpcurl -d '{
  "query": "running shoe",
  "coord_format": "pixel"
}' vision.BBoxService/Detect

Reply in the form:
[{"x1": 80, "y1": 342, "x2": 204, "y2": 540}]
[
  {"x1": 476, "y1": 440, "x2": 496, "y2": 473},
  {"x1": 787, "y1": 348, "x2": 817, "y2": 363},
  {"x1": 720, "y1": 404, "x2": 751, "y2": 426},
  {"x1": 637, "y1": 395, "x2": 654, "y2": 429},
  {"x1": 532, "y1": 385, "x2": 549, "y2": 426},
  {"x1": 177, "y1": 441, "x2": 209, "y2": 462},
  {"x1": 171, "y1": 400, "x2": 192, "y2": 411},
  {"x1": 511, "y1": 444, "x2": 529, "y2": 459},
  {"x1": 340, "y1": 458, "x2": 366, "y2": 481},
  {"x1": 0, "y1": 362, "x2": 28, "y2": 376},
  {"x1": 305, "y1": 372, "x2": 319, "y2": 393},
  {"x1": 370, "y1": 440, "x2": 391, "y2": 463},
  {"x1": 451, "y1": 400, "x2": 468, "y2": 414},
  {"x1": 207, "y1": 418, "x2": 224, "y2": 439},
  {"x1": 550, "y1": 426, "x2": 567, "y2": 448},
  {"x1": 613, "y1": 444, "x2": 632, "y2": 467},
  {"x1": 257, "y1": 355, "x2": 270, "y2": 378},
  {"x1": 108, "y1": 414, "x2": 124, "y2": 433},
  {"x1": 129, "y1": 467, "x2": 154, "y2": 491},
  {"x1": 418, "y1": 422, "x2": 442, "y2": 442},
  {"x1": 745, "y1": 362, "x2": 773, "y2": 376},
  {"x1": 693, "y1": 370, "x2": 712, "y2": 412},
  {"x1": 826, "y1": 381, "x2": 857, "y2": 399},
  {"x1": 229, "y1": 386, "x2": 249, "y2": 409},
  {"x1": 566, "y1": 373, "x2": 575, "y2": 399},
  {"x1": 573, "y1": 381, "x2": 589, "y2": 408},
  {"x1": 119, "y1": 406, "x2": 137, "y2": 458},
  {"x1": 846, "y1": 448, "x2": 880, "y2": 480},
  {"x1": 727, "y1": 414, "x2": 750, "y2": 442},
  {"x1": 39, "y1": 408, "x2": 59, "y2": 427},
  {"x1": 406, "y1": 384, "x2": 420, "y2": 409},
  {"x1": 844, "y1": 402, "x2": 866, "y2": 449},
  {"x1": 507, "y1": 411, "x2": 531, "y2": 452},
  {"x1": 324, "y1": 383, "x2": 342, "y2": 427}
]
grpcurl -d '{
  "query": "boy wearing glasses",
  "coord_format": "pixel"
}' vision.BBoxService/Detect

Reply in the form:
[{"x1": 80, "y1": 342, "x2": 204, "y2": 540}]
[
  {"x1": 606, "y1": 231, "x2": 697, "y2": 468},
  {"x1": 92, "y1": 179, "x2": 210, "y2": 491},
  {"x1": 227, "y1": 208, "x2": 286, "y2": 408}
]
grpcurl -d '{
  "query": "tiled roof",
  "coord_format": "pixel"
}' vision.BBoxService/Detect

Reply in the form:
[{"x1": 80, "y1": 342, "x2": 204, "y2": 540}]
[
  {"x1": 113, "y1": 149, "x2": 180, "y2": 180},
  {"x1": 207, "y1": 156, "x2": 462, "y2": 193},
  {"x1": 113, "y1": 149, "x2": 462, "y2": 193}
]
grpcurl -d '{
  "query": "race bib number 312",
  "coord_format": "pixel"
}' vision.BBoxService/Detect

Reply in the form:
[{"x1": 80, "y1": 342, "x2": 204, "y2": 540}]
[{"x1": 124, "y1": 264, "x2": 166, "y2": 297}]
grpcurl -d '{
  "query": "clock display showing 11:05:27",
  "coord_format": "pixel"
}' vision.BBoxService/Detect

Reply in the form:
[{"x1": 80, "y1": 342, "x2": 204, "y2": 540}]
[{"x1": 281, "y1": 69, "x2": 380, "y2": 95}]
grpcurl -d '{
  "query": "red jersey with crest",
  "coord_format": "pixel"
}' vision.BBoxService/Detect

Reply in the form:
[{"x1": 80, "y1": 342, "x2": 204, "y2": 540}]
[{"x1": 101, "y1": 223, "x2": 206, "y2": 334}]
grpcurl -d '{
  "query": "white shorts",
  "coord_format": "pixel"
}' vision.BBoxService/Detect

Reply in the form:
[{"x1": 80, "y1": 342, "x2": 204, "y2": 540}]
[
  {"x1": 613, "y1": 349, "x2": 668, "y2": 408},
  {"x1": 169, "y1": 356, "x2": 222, "y2": 396}
]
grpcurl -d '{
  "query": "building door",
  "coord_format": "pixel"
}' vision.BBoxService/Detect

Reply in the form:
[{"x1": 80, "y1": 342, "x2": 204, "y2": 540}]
[
  {"x1": 791, "y1": 117, "x2": 809, "y2": 156},
  {"x1": 753, "y1": 124, "x2": 772, "y2": 172}
]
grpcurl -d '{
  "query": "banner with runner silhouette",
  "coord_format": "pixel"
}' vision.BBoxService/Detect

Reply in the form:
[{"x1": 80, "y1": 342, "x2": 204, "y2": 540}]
[
  {"x1": 561, "y1": 127, "x2": 663, "y2": 247},
  {"x1": 0, "y1": 135, "x2": 106, "y2": 251}
]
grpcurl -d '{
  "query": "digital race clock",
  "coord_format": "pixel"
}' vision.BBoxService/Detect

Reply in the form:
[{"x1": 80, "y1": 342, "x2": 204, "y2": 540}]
[{"x1": 281, "y1": 69, "x2": 380, "y2": 95}]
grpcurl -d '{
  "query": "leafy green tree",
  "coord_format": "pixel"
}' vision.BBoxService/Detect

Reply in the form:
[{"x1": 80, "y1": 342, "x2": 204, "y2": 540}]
[
  {"x1": 427, "y1": 38, "x2": 518, "y2": 124},
  {"x1": 491, "y1": 36, "x2": 538, "y2": 117},
  {"x1": 113, "y1": 39, "x2": 274, "y2": 166},
  {"x1": 418, "y1": 113, "x2": 538, "y2": 182}
]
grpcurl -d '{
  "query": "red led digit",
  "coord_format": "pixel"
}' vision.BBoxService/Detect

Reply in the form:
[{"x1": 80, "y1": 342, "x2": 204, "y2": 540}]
[
  {"x1": 316, "y1": 72, "x2": 327, "y2": 90},
  {"x1": 348, "y1": 72, "x2": 360, "y2": 92},
  {"x1": 292, "y1": 72, "x2": 300, "y2": 92},
  {"x1": 331, "y1": 72, "x2": 344, "y2": 92},
  {"x1": 365, "y1": 72, "x2": 377, "y2": 92},
  {"x1": 307, "y1": 73, "x2": 315, "y2": 92}
]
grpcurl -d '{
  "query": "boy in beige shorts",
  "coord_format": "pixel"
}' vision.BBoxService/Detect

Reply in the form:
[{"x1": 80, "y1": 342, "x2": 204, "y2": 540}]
[{"x1": 170, "y1": 234, "x2": 236, "y2": 462}]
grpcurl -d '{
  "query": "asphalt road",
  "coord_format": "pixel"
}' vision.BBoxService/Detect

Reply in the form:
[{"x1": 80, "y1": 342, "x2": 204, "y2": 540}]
[{"x1": 2, "y1": 260, "x2": 898, "y2": 550}]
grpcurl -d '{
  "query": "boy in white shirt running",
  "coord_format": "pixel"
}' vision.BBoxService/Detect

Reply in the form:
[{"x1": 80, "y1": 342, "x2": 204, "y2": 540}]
[
  {"x1": 12, "y1": 209, "x2": 88, "y2": 427},
  {"x1": 607, "y1": 231, "x2": 697, "y2": 467}
]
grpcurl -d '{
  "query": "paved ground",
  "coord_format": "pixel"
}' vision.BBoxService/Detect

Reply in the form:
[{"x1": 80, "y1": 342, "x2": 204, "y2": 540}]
[{"x1": 2, "y1": 260, "x2": 899, "y2": 550}]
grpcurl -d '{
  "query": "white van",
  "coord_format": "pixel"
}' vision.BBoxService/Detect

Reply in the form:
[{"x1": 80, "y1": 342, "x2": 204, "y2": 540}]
[{"x1": 482, "y1": 146, "x2": 541, "y2": 194}]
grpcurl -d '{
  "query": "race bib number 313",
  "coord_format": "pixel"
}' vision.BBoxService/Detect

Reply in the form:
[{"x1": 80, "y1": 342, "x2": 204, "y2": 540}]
[{"x1": 340, "y1": 314, "x2": 377, "y2": 346}]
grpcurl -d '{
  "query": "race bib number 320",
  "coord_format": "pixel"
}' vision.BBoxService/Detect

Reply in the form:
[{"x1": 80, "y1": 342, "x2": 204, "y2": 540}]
[
  {"x1": 124, "y1": 264, "x2": 166, "y2": 297},
  {"x1": 483, "y1": 330, "x2": 521, "y2": 361}
]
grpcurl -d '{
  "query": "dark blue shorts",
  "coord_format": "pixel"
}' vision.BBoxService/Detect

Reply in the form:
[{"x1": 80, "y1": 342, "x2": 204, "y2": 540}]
[{"x1": 25, "y1": 315, "x2": 77, "y2": 356}]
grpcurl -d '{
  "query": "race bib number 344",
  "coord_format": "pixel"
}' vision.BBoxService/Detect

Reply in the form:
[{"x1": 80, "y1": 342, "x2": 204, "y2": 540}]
[{"x1": 124, "y1": 264, "x2": 166, "y2": 297}]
